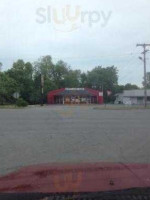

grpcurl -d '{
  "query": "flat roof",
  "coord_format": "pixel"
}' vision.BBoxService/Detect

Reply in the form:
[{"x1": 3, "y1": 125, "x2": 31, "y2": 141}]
[{"x1": 123, "y1": 90, "x2": 150, "y2": 97}]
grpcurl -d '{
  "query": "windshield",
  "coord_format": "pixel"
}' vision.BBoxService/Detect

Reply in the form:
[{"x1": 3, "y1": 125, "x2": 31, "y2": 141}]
[{"x1": 0, "y1": 0, "x2": 150, "y2": 198}]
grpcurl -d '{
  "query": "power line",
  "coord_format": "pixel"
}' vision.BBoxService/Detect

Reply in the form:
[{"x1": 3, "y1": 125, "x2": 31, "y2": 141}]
[{"x1": 137, "y1": 43, "x2": 150, "y2": 108}]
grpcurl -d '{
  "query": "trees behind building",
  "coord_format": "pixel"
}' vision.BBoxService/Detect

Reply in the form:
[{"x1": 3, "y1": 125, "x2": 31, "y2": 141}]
[{"x1": 0, "y1": 55, "x2": 139, "y2": 105}]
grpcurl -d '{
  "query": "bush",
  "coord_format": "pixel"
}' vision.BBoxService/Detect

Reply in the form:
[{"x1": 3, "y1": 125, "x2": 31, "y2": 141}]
[{"x1": 16, "y1": 98, "x2": 28, "y2": 107}]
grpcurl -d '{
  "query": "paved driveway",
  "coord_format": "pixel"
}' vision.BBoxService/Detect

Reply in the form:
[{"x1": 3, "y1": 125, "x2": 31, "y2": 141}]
[{"x1": 0, "y1": 105, "x2": 150, "y2": 175}]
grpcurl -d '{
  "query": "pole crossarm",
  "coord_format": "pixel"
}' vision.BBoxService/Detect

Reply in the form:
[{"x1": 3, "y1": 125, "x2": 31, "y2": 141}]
[{"x1": 136, "y1": 43, "x2": 150, "y2": 108}]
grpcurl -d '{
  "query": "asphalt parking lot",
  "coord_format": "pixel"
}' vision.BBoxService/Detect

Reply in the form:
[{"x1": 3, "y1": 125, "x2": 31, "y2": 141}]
[{"x1": 0, "y1": 105, "x2": 150, "y2": 176}]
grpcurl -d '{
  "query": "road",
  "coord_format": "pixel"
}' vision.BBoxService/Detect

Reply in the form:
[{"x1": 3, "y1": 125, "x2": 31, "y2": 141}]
[{"x1": 0, "y1": 105, "x2": 150, "y2": 176}]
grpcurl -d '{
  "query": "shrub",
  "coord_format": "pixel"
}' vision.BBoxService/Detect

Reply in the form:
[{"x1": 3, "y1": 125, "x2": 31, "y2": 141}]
[{"x1": 16, "y1": 98, "x2": 28, "y2": 107}]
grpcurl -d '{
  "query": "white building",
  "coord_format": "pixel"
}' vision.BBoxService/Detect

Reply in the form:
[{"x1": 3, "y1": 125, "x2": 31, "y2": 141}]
[{"x1": 115, "y1": 90, "x2": 150, "y2": 105}]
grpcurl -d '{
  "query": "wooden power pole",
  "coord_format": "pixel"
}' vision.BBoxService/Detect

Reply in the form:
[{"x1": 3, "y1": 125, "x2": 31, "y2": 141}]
[
  {"x1": 137, "y1": 43, "x2": 150, "y2": 108},
  {"x1": 41, "y1": 74, "x2": 44, "y2": 106}
]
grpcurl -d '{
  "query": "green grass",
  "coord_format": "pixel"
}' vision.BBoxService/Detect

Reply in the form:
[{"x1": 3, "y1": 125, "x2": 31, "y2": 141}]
[{"x1": 0, "y1": 105, "x2": 27, "y2": 109}]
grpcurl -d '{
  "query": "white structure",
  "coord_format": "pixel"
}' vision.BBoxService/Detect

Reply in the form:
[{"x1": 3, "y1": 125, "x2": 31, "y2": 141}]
[{"x1": 115, "y1": 90, "x2": 150, "y2": 105}]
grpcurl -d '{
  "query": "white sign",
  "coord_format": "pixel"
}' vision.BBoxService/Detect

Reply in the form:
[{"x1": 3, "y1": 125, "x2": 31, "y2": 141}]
[
  {"x1": 99, "y1": 92, "x2": 103, "y2": 96},
  {"x1": 13, "y1": 92, "x2": 20, "y2": 99},
  {"x1": 65, "y1": 88, "x2": 85, "y2": 91}
]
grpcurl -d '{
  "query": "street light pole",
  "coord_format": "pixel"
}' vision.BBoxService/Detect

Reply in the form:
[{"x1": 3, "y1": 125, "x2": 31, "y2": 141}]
[
  {"x1": 143, "y1": 46, "x2": 147, "y2": 108},
  {"x1": 137, "y1": 43, "x2": 150, "y2": 108}
]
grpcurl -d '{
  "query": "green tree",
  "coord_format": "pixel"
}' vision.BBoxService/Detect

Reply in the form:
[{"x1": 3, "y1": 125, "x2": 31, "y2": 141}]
[
  {"x1": 146, "y1": 72, "x2": 150, "y2": 88},
  {"x1": 124, "y1": 83, "x2": 139, "y2": 90},
  {"x1": 33, "y1": 56, "x2": 82, "y2": 102},
  {"x1": 0, "y1": 72, "x2": 17, "y2": 104},
  {"x1": 80, "y1": 73, "x2": 88, "y2": 87},
  {"x1": 87, "y1": 66, "x2": 118, "y2": 90},
  {"x1": 86, "y1": 66, "x2": 118, "y2": 102},
  {"x1": 7, "y1": 60, "x2": 34, "y2": 103},
  {"x1": 114, "y1": 85, "x2": 125, "y2": 94},
  {"x1": 1, "y1": 55, "x2": 130, "y2": 105},
  {"x1": 64, "y1": 70, "x2": 81, "y2": 88},
  {"x1": 52, "y1": 60, "x2": 70, "y2": 88},
  {"x1": 34, "y1": 55, "x2": 54, "y2": 77},
  {"x1": 33, "y1": 56, "x2": 57, "y2": 103}
]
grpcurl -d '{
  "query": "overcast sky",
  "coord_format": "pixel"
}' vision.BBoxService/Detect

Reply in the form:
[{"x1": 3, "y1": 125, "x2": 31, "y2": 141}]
[{"x1": 0, "y1": 0, "x2": 150, "y2": 86}]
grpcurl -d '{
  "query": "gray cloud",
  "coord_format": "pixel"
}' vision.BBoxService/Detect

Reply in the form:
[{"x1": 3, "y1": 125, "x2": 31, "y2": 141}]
[{"x1": 0, "y1": 0, "x2": 150, "y2": 86}]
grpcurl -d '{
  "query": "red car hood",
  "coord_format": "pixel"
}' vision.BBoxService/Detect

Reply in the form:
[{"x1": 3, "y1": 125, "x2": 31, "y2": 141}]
[{"x1": 0, "y1": 163, "x2": 150, "y2": 193}]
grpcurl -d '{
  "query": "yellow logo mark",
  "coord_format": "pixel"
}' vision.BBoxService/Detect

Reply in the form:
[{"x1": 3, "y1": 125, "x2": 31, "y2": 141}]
[
  {"x1": 58, "y1": 110, "x2": 73, "y2": 117},
  {"x1": 53, "y1": 171, "x2": 83, "y2": 192},
  {"x1": 52, "y1": 5, "x2": 81, "y2": 32}
]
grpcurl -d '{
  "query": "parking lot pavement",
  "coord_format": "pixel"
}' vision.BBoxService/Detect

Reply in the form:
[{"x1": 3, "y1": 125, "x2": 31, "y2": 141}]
[{"x1": 0, "y1": 105, "x2": 150, "y2": 176}]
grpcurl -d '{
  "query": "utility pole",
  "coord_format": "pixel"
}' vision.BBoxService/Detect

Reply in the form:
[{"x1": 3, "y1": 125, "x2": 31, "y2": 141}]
[
  {"x1": 41, "y1": 74, "x2": 44, "y2": 106},
  {"x1": 137, "y1": 43, "x2": 150, "y2": 108}
]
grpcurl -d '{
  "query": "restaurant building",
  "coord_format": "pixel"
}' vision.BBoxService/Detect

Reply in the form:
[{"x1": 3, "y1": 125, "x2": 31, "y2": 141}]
[{"x1": 47, "y1": 88, "x2": 104, "y2": 104}]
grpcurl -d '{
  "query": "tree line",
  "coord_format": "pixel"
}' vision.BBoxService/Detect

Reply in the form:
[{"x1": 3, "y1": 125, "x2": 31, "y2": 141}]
[{"x1": 0, "y1": 55, "x2": 141, "y2": 105}]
